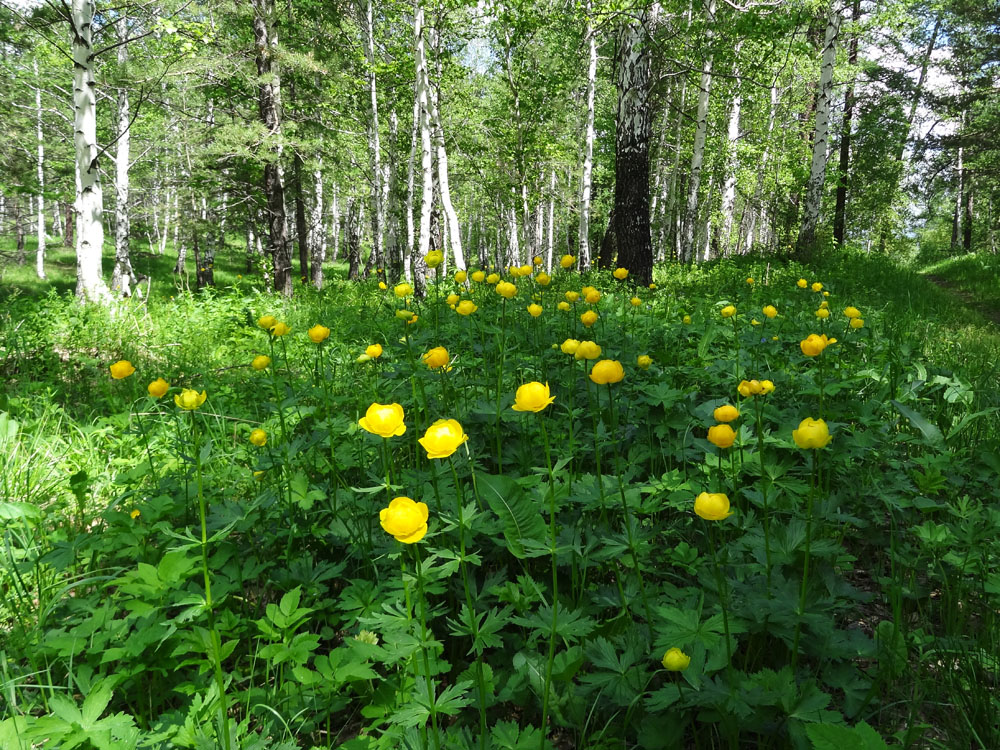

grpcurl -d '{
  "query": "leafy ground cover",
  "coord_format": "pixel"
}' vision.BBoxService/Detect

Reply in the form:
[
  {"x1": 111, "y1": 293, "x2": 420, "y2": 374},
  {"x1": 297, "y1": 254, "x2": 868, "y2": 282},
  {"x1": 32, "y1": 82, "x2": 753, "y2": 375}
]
[{"x1": 1, "y1": 250, "x2": 999, "y2": 750}]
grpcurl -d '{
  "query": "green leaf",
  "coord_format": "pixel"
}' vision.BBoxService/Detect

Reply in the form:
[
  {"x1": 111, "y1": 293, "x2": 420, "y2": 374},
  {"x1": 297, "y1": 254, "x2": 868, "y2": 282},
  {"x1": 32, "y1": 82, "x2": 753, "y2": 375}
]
[
  {"x1": 478, "y1": 473, "x2": 548, "y2": 559},
  {"x1": 805, "y1": 721, "x2": 890, "y2": 750},
  {"x1": 891, "y1": 400, "x2": 943, "y2": 447}
]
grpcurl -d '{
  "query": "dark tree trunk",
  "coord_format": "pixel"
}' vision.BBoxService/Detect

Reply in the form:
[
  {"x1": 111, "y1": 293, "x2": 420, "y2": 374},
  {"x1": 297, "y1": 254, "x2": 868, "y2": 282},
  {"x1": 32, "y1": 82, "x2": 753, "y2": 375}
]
[
  {"x1": 15, "y1": 202, "x2": 26, "y2": 265},
  {"x1": 833, "y1": 0, "x2": 860, "y2": 247},
  {"x1": 605, "y1": 10, "x2": 656, "y2": 284},
  {"x1": 253, "y1": 0, "x2": 292, "y2": 297}
]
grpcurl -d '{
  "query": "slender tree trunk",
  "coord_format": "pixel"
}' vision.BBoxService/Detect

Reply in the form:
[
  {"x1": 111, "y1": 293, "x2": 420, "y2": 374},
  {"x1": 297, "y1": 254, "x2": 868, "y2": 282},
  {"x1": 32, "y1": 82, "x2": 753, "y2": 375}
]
[
  {"x1": 681, "y1": 0, "x2": 716, "y2": 264},
  {"x1": 962, "y1": 173, "x2": 973, "y2": 252},
  {"x1": 745, "y1": 82, "x2": 779, "y2": 253},
  {"x1": 71, "y1": 0, "x2": 110, "y2": 302},
  {"x1": 413, "y1": 0, "x2": 432, "y2": 294},
  {"x1": 294, "y1": 151, "x2": 309, "y2": 283},
  {"x1": 429, "y1": 35, "x2": 465, "y2": 271},
  {"x1": 33, "y1": 60, "x2": 47, "y2": 279},
  {"x1": 578, "y1": 1, "x2": 597, "y2": 270},
  {"x1": 404, "y1": 94, "x2": 419, "y2": 282},
  {"x1": 346, "y1": 198, "x2": 362, "y2": 279},
  {"x1": 796, "y1": 6, "x2": 841, "y2": 257},
  {"x1": 546, "y1": 170, "x2": 556, "y2": 271},
  {"x1": 385, "y1": 112, "x2": 401, "y2": 280},
  {"x1": 15, "y1": 202, "x2": 26, "y2": 264},
  {"x1": 111, "y1": 32, "x2": 136, "y2": 297},
  {"x1": 833, "y1": 0, "x2": 860, "y2": 247},
  {"x1": 718, "y1": 50, "x2": 743, "y2": 257},
  {"x1": 363, "y1": 0, "x2": 385, "y2": 276},
  {"x1": 253, "y1": 0, "x2": 292, "y2": 296},
  {"x1": 311, "y1": 164, "x2": 325, "y2": 288}
]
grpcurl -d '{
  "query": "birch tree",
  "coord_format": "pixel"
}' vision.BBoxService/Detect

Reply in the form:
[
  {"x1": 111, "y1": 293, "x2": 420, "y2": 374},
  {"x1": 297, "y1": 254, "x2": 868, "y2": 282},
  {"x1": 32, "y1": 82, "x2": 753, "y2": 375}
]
[
  {"x1": 578, "y1": 0, "x2": 597, "y2": 270},
  {"x1": 413, "y1": 0, "x2": 433, "y2": 294},
  {"x1": 110, "y1": 25, "x2": 136, "y2": 297},
  {"x1": 71, "y1": 0, "x2": 110, "y2": 303},
  {"x1": 796, "y1": 5, "x2": 841, "y2": 256},
  {"x1": 33, "y1": 58, "x2": 46, "y2": 280},
  {"x1": 363, "y1": 0, "x2": 385, "y2": 275}
]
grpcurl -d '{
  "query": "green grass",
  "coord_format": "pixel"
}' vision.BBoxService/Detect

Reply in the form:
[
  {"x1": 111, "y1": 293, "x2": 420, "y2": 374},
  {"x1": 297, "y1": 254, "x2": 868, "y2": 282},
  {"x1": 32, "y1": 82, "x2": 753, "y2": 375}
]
[
  {"x1": 919, "y1": 251, "x2": 1000, "y2": 310},
  {"x1": 2, "y1": 245, "x2": 999, "y2": 749}
]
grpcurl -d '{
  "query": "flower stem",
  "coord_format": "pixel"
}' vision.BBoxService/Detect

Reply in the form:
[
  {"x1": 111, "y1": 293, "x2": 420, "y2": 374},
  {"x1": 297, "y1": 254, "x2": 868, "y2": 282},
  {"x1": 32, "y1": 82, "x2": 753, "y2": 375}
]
[
  {"x1": 413, "y1": 544, "x2": 442, "y2": 750},
  {"x1": 792, "y1": 450, "x2": 818, "y2": 674},
  {"x1": 538, "y1": 418, "x2": 559, "y2": 750}
]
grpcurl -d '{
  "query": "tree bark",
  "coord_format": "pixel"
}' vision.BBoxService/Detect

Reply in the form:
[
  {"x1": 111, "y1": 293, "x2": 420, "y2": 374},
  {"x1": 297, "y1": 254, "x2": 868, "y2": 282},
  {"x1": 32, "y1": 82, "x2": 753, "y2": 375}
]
[
  {"x1": 294, "y1": 151, "x2": 309, "y2": 283},
  {"x1": 681, "y1": 0, "x2": 716, "y2": 264},
  {"x1": 605, "y1": 4, "x2": 659, "y2": 284},
  {"x1": 110, "y1": 29, "x2": 136, "y2": 297},
  {"x1": 71, "y1": 0, "x2": 110, "y2": 302},
  {"x1": 833, "y1": 0, "x2": 860, "y2": 247},
  {"x1": 578, "y1": 0, "x2": 597, "y2": 270},
  {"x1": 346, "y1": 198, "x2": 362, "y2": 280},
  {"x1": 796, "y1": 6, "x2": 841, "y2": 257},
  {"x1": 429, "y1": 45, "x2": 465, "y2": 272},
  {"x1": 962, "y1": 172, "x2": 973, "y2": 252},
  {"x1": 363, "y1": 0, "x2": 385, "y2": 277},
  {"x1": 33, "y1": 59, "x2": 47, "y2": 279},
  {"x1": 718, "y1": 49, "x2": 743, "y2": 257},
  {"x1": 253, "y1": 0, "x2": 292, "y2": 296},
  {"x1": 413, "y1": 0, "x2": 433, "y2": 295},
  {"x1": 311, "y1": 164, "x2": 325, "y2": 288}
]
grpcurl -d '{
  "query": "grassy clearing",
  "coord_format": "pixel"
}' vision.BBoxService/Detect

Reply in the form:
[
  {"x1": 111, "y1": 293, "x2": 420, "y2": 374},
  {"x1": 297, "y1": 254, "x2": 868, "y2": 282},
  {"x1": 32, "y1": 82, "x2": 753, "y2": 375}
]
[{"x1": 1, "y1": 248, "x2": 999, "y2": 749}]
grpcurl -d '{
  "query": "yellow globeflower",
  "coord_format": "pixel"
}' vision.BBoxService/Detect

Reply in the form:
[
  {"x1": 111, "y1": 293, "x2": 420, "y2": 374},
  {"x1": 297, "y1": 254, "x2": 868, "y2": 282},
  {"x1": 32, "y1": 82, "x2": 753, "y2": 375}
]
[
  {"x1": 850, "y1": 318, "x2": 864, "y2": 329},
  {"x1": 496, "y1": 281, "x2": 517, "y2": 299},
  {"x1": 444, "y1": 293, "x2": 459, "y2": 306},
  {"x1": 630, "y1": 297, "x2": 642, "y2": 307},
  {"x1": 581, "y1": 310, "x2": 598, "y2": 327},
  {"x1": 792, "y1": 417, "x2": 832, "y2": 449},
  {"x1": 366, "y1": 343, "x2": 383, "y2": 359},
  {"x1": 395, "y1": 308, "x2": 416, "y2": 320},
  {"x1": 713, "y1": 404, "x2": 739, "y2": 423},
  {"x1": 746, "y1": 277, "x2": 754, "y2": 285},
  {"x1": 720, "y1": 305, "x2": 736, "y2": 318},
  {"x1": 425, "y1": 250, "x2": 444, "y2": 268},
  {"x1": 762, "y1": 305, "x2": 778, "y2": 319},
  {"x1": 511, "y1": 382, "x2": 555, "y2": 413},
  {"x1": 527, "y1": 304, "x2": 543, "y2": 317},
  {"x1": 422, "y1": 346, "x2": 450, "y2": 370},
  {"x1": 811, "y1": 282, "x2": 823, "y2": 292},
  {"x1": 751, "y1": 319, "x2": 762, "y2": 327},
  {"x1": 649, "y1": 283, "x2": 657, "y2": 290},
  {"x1": 252, "y1": 355, "x2": 271, "y2": 370},
  {"x1": 760, "y1": 380, "x2": 775, "y2": 394},
  {"x1": 174, "y1": 389, "x2": 207, "y2": 410},
  {"x1": 574, "y1": 341, "x2": 602, "y2": 360},
  {"x1": 565, "y1": 291, "x2": 580, "y2": 303},
  {"x1": 308, "y1": 324, "x2": 330, "y2": 343},
  {"x1": 454, "y1": 270, "x2": 468, "y2": 283},
  {"x1": 418, "y1": 419, "x2": 469, "y2": 459},
  {"x1": 359, "y1": 403, "x2": 406, "y2": 438},
  {"x1": 257, "y1": 314, "x2": 277, "y2": 330},
  {"x1": 682, "y1": 315, "x2": 692, "y2": 325},
  {"x1": 585, "y1": 289, "x2": 601, "y2": 304},
  {"x1": 797, "y1": 278, "x2": 808, "y2": 289},
  {"x1": 561, "y1": 338, "x2": 581, "y2": 355},
  {"x1": 844, "y1": 306, "x2": 861, "y2": 319},
  {"x1": 536, "y1": 272, "x2": 551, "y2": 286},
  {"x1": 694, "y1": 492, "x2": 733, "y2": 521},
  {"x1": 707, "y1": 424, "x2": 736, "y2": 448},
  {"x1": 737, "y1": 379, "x2": 763, "y2": 398},
  {"x1": 819, "y1": 300, "x2": 829, "y2": 310},
  {"x1": 613, "y1": 267, "x2": 629, "y2": 280},
  {"x1": 815, "y1": 308, "x2": 830, "y2": 319},
  {"x1": 637, "y1": 355, "x2": 652, "y2": 370},
  {"x1": 533, "y1": 255, "x2": 543, "y2": 266},
  {"x1": 379, "y1": 281, "x2": 388, "y2": 290},
  {"x1": 471, "y1": 270, "x2": 486, "y2": 283},
  {"x1": 270, "y1": 321, "x2": 291, "y2": 337},
  {"x1": 519, "y1": 264, "x2": 533, "y2": 277},
  {"x1": 661, "y1": 648, "x2": 691, "y2": 671},
  {"x1": 394, "y1": 282, "x2": 414, "y2": 298},
  {"x1": 590, "y1": 359, "x2": 625, "y2": 385},
  {"x1": 557, "y1": 301, "x2": 571, "y2": 311},
  {"x1": 560, "y1": 254, "x2": 576, "y2": 269},
  {"x1": 110, "y1": 360, "x2": 135, "y2": 380},
  {"x1": 799, "y1": 333, "x2": 837, "y2": 357},
  {"x1": 456, "y1": 300, "x2": 478, "y2": 316},
  {"x1": 379, "y1": 496, "x2": 429, "y2": 544},
  {"x1": 249, "y1": 428, "x2": 267, "y2": 447},
  {"x1": 147, "y1": 378, "x2": 169, "y2": 398}
]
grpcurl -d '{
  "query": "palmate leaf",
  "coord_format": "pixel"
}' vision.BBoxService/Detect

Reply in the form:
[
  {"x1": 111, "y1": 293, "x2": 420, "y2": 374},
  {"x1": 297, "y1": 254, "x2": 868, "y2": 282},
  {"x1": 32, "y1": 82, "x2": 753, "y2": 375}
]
[
  {"x1": 891, "y1": 400, "x2": 944, "y2": 447},
  {"x1": 478, "y1": 473, "x2": 548, "y2": 559},
  {"x1": 805, "y1": 721, "x2": 891, "y2": 750}
]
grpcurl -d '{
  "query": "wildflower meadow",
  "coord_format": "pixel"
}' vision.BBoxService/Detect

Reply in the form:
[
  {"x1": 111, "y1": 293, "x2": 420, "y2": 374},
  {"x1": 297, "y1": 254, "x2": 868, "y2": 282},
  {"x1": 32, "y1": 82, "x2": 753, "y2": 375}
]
[{"x1": 2, "y1": 251, "x2": 999, "y2": 750}]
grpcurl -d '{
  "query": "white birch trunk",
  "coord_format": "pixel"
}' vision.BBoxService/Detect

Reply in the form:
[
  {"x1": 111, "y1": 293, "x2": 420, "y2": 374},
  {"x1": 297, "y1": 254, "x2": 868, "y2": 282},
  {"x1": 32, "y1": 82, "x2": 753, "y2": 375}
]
[
  {"x1": 364, "y1": 0, "x2": 384, "y2": 271},
  {"x1": 111, "y1": 36, "x2": 135, "y2": 297},
  {"x1": 404, "y1": 93, "x2": 418, "y2": 281},
  {"x1": 680, "y1": 0, "x2": 716, "y2": 264},
  {"x1": 546, "y1": 169, "x2": 556, "y2": 271},
  {"x1": 578, "y1": 0, "x2": 597, "y2": 269},
  {"x1": 797, "y1": 7, "x2": 841, "y2": 253},
  {"x1": 428, "y1": 41, "x2": 465, "y2": 271},
  {"x1": 507, "y1": 204, "x2": 519, "y2": 266},
  {"x1": 745, "y1": 82, "x2": 778, "y2": 253},
  {"x1": 34, "y1": 59, "x2": 46, "y2": 279},
  {"x1": 414, "y1": 0, "x2": 433, "y2": 291},
  {"x1": 718, "y1": 59, "x2": 742, "y2": 256},
  {"x1": 71, "y1": 0, "x2": 109, "y2": 302},
  {"x1": 311, "y1": 164, "x2": 325, "y2": 288}
]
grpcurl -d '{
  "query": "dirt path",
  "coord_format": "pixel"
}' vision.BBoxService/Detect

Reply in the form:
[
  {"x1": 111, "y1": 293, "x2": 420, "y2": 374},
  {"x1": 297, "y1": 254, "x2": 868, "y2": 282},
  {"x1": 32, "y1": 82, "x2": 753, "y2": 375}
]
[{"x1": 922, "y1": 273, "x2": 1000, "y2": 326}]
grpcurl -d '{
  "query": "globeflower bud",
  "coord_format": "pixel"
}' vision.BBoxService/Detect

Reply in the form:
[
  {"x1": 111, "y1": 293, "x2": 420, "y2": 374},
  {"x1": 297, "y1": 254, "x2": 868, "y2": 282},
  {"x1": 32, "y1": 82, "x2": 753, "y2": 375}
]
[
  {"x1": 637, "y1": 355, "x2": 652, "y2": 370},
  {"x1": 308, "y1": 324, "x2": 330, "y2": 343},
  {"x1": 694, "y1": 492, "x2": 733, "y2": 521},
  {"x1": 580, "y1": 310, "x2": 598, "y2": 327},
  {"x1": 661, "y1": 647, "x2": 691, "y2": 671},
  {"x1": 720, "y1": 305, "x2": 736, "y2": 318},
  {"x1": 249, "y1": 428, "x2": 267, "y2": 447},
  {"x1": 379, "y1": 496, "x2": 429, "y2": 543},
  {"x1": 574, "y1": 341, "x2": 602, "y2": 360},
  {"x1": 511, "y1": 382, "x2": 555, "y2": 413},
  {"x1": 713, "y1": 404, "x2": 739, "y2": 423},
  {"x1": 110, "y1": 360, "x2": 135, "y2": 379},
  {"x1": 418, "y1": 419, "x2": 469, "y2": 459},
  {"x1": 589, "y1": 360, "x2": 624, "y2": 385},
  {"x1": 707, "y1": 424, "x2": 736, "y2": 448},
  {"x1": 496, "y1": 281, "x2": 517, "y2": 299},
  {"x1": 147, "y1": 378, "x2": 169, "y2": 398},
  {"x1": 792, "y1": 417, "x2": 832, "y2": 449}
]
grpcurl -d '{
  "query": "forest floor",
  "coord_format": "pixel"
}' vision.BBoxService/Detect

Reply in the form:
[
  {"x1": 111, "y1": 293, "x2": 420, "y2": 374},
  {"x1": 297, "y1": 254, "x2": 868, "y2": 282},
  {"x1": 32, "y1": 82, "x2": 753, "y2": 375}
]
[{"x1": 919, "y1": 252, "x2": 1000, "y2": 326}]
